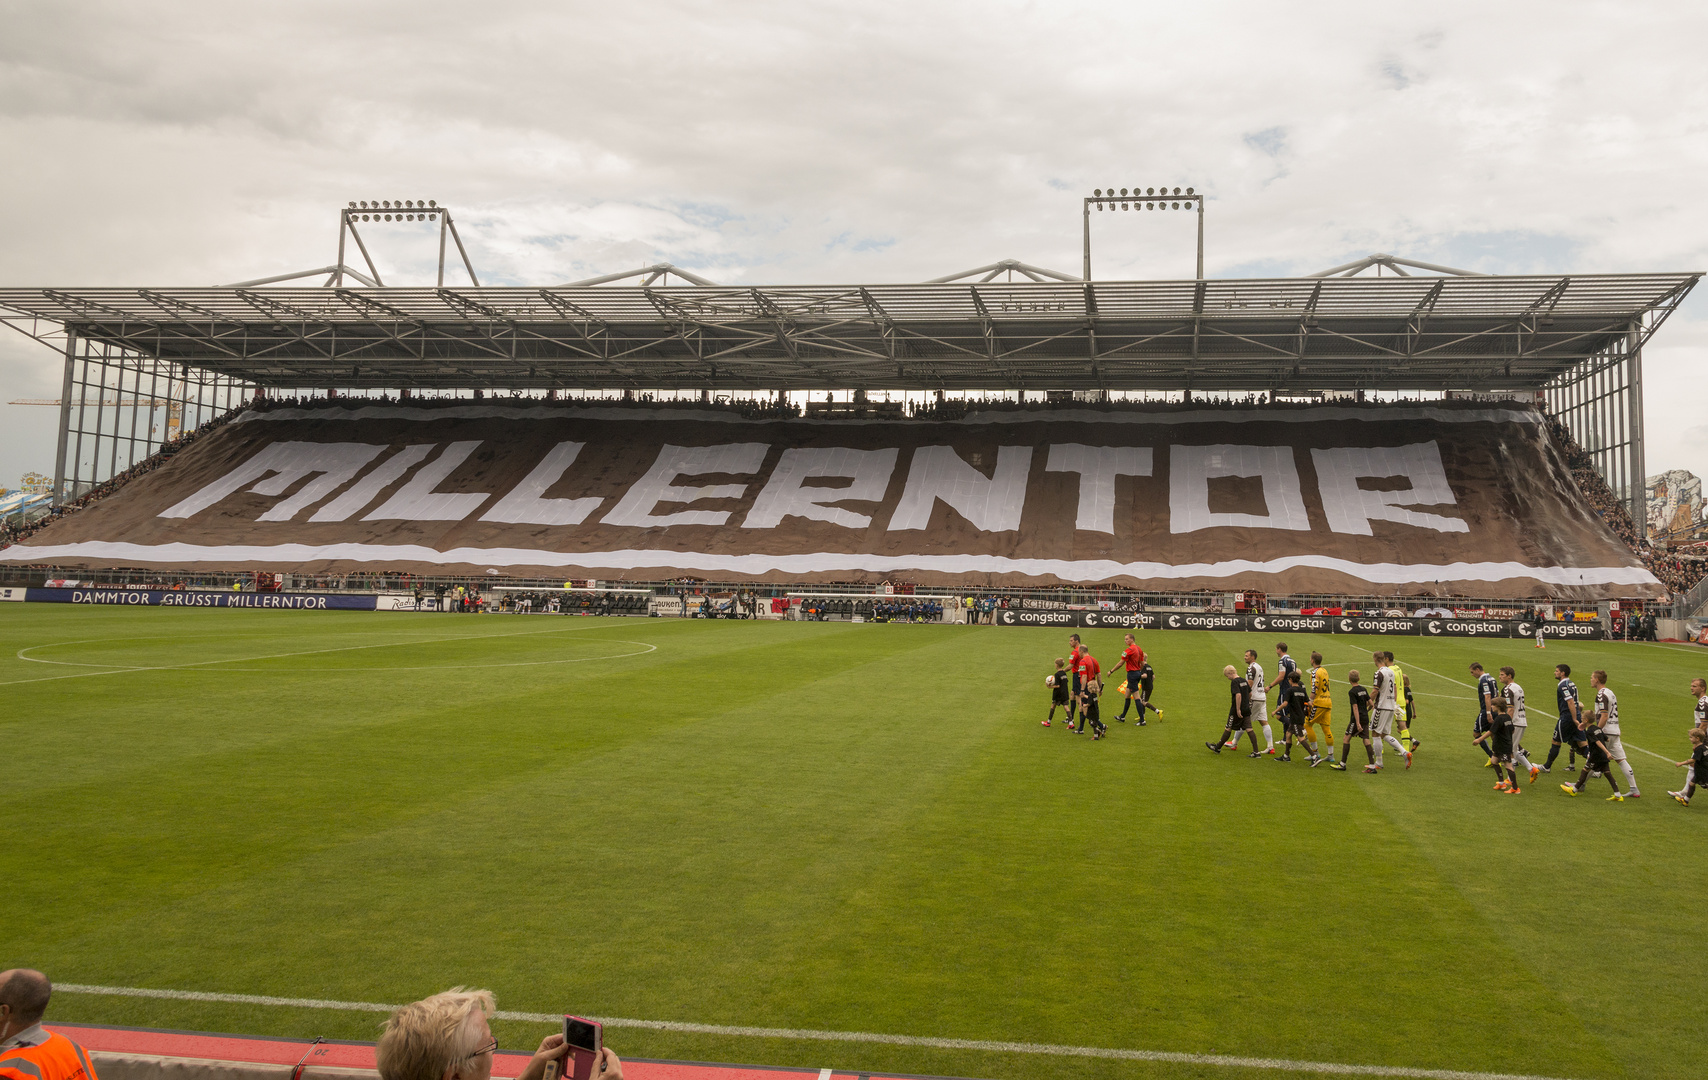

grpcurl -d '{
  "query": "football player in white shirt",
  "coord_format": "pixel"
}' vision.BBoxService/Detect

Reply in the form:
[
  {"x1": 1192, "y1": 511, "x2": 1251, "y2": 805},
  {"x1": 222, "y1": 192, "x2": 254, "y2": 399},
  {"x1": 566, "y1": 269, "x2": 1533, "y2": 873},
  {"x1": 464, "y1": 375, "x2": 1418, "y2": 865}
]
[
  {"x1": 1227, "y1": 648, "x2": 1276, "y2": 753},
  {"x1": 1691, "y1": 678, "x2": 1707, "y2": 733},
  {"x1": 1369, "y1": 652, "x2": 1412, "y2": 769},
  {"x1": 1498, "y1": 667, "x2": 1542, "y2": 782},
  {"x1": 1590, "y1": 669, "x2": 1640, "y2": 798}
]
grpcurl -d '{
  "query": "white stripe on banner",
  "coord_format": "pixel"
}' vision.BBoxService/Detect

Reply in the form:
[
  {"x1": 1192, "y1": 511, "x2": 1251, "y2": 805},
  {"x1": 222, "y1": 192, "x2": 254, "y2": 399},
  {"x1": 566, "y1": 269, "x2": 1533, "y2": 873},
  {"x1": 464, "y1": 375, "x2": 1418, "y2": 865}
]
[
  {"x1": 0, "y1": 542, "x2": 1659, "y2": 588},
  {"x1": 230, "y1": 404, "x2": 1546, "y2": 428},
  {"x1": 56, "y1": 984, "x2": 1577, "y2": 1080}
]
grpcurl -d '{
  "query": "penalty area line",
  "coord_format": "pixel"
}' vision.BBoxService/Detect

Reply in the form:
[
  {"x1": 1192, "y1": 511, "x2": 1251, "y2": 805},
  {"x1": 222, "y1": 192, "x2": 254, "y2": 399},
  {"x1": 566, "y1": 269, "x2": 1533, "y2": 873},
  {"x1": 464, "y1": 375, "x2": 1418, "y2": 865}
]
[{"x1": 57, "y1": 984, "x2": 1578, "y2": 1080}]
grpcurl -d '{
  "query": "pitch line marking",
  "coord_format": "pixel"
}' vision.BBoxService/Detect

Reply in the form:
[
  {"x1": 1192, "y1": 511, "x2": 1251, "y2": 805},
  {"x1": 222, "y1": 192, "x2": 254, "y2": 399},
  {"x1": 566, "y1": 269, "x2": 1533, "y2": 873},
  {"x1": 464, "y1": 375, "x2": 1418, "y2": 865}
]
[
  {"x1": 3, "y1": 623, "x2": 654, "y2": 686},
  {"x1": 56, "y1": 983, "x2": 1580, "y2": 1080}
]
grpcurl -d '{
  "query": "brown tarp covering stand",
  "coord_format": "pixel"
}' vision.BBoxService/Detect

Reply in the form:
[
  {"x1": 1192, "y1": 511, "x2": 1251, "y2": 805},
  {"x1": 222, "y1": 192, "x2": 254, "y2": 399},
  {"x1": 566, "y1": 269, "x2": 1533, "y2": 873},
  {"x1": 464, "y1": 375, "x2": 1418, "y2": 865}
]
[{"x1": 3, "y1": 403, "x2": 1660, "y2": 601}]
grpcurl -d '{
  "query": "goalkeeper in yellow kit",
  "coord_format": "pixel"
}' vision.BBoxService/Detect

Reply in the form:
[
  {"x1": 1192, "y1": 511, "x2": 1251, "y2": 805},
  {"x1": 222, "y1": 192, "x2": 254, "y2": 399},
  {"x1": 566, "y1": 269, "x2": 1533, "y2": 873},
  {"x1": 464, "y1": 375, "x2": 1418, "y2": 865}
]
[
  {"x1": 1384, "y1": 650, "x2": 1420, "y2": 753},
  {"x1": 1306, "y1": 651, "x2": 1335, "y2": 767}
]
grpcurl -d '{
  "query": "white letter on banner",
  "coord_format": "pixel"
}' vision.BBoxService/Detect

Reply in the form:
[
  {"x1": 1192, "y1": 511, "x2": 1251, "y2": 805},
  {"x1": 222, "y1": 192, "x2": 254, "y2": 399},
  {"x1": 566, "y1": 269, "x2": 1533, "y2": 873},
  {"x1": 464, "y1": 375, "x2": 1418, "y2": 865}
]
[
  {"x1": 481, "y1": 441, "x2": 604, "y2": 526},
  {"x1": 601, "y1": 443, "x2": 770, "y2": 528},
  {"x1": 363, "y1": 441, "x2": 490, "y2": 521},
  {"x1": 887, "y1": 445, "x2": 1033, "y2": 532},
  {"x1": 159, "y1": 442, "x2": 384, "y2": 520},
  {"x1": 741, "y1": 447, "x2": 899, "y2": 529},
  {"x1": 1044, "y1": 444, "x2": 1153, "y2": 533},
  {"x1": 1169, "y1": 444, "x2": 1311, "y2": 534},
  {"x1": 1310, "y1": 441, "x2": 1469, "y2": 535},
  {"x1": 309, "y1": 444, "x2": 433, "y2": 522}
]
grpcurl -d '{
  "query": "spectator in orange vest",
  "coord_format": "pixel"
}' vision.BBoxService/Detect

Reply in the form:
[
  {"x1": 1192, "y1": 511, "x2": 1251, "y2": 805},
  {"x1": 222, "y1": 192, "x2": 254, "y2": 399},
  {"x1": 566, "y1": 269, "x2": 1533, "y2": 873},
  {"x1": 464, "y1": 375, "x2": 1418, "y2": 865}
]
[{"x1": 0, "y1": 969, "x2": 99, "y2": 1080}]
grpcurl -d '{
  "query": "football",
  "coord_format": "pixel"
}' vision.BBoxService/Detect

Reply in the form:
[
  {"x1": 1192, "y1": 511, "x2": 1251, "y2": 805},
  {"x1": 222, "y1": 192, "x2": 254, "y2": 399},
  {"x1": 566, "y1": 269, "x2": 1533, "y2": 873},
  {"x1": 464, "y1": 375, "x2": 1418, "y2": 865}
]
[{"x1": 1045, "y1": 674, "x2": 1057, "y2": 688}]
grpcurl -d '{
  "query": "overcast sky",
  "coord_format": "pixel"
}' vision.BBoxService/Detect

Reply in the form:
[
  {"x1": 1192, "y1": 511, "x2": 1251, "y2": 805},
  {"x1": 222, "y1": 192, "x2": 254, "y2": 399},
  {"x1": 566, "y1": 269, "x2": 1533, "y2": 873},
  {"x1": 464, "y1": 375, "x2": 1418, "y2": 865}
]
[{"x1": 2, "y1": 0, "x2": 1704, "y2": 489}]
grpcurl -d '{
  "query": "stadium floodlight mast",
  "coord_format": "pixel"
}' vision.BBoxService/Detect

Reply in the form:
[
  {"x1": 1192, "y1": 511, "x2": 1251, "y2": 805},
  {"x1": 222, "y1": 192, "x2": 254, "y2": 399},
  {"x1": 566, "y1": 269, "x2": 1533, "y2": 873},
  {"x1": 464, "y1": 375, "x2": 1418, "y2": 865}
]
[
  {"x1": 335, "y1": 200, "x2": 480, "y2": 287},
  {"x1": 1082, "y1": 186, "x2": 1204, "y2": 280}
]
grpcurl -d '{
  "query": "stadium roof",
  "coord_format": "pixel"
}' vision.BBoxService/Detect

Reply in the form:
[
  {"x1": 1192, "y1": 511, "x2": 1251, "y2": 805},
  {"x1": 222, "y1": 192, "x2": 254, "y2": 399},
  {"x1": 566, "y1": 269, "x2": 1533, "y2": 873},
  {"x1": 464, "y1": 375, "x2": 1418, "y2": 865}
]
[{"x1": 0, "y1": 272, "x2": 1697, "y2": 392}]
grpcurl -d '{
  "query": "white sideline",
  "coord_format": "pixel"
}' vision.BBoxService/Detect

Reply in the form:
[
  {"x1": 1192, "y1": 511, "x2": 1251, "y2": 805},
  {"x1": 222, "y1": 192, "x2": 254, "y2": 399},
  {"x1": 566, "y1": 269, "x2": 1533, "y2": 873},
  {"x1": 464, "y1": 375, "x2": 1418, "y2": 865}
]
[{"x1": 57, "y1": 983, "x2": 1578, "y2": 1080}]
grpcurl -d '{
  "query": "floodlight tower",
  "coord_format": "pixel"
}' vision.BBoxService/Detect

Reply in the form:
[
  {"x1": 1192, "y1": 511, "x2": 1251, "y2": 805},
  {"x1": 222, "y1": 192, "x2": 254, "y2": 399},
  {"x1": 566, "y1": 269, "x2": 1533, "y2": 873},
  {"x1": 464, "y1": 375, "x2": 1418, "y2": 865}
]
[
  {"x1": 336, "y1": 199, "x2": 480, "y2": 287},
  {"x1": 1083, "y1": 185, "x2": 1204, "y2": 280}
]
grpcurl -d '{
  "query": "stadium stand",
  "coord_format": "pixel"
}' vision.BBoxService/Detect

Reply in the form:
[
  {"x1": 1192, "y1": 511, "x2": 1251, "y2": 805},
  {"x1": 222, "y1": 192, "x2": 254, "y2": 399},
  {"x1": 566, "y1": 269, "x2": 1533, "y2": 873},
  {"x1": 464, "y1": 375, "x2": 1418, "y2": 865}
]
[{"x1": 3, "y1": 394, "x2": 1697, "y2": 605}]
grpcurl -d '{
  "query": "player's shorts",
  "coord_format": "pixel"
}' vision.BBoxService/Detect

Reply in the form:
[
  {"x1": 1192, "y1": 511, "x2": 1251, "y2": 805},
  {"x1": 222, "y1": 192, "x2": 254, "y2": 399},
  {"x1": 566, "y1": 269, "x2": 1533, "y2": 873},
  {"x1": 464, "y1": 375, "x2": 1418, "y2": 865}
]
[
  {"x1": 1491, "y1": 731, "x2": 1514, "y2": 758},
  {"x1": 1052, "y1": 686, "x2": 1070, "y2": 705},
  {"x1": 1306, "y1": 705, "x2": 1333, "y2": 738},
  {"x1": 1603, "y1": 734, "x2": 1627, "y2": 761},
  {"x1": 1248, "y1": 701, "x2": 1266, "y2": 730},
  {"x1": 1283, "y1": 710, "x2": 1306, "y2": 736},
  {"x1": 1344, "y1": 710, "x2": 1369, "y2": 737},
  {"x1": 1554, "y1": 715, "x2": 1584, "y2": 745},
  {"x1": 1229, "y1": 705, "x2": 1252, "y2": 731},
  {"x1": 1125, "y1": 671, "x2": 1142, "y2": 694},
  {"x1": 1372, "y1": 707, "x2": 1397, "y2": 737},
  {"x1": 1474, "y1": 713, "x2": 1491, "y2": 737}
]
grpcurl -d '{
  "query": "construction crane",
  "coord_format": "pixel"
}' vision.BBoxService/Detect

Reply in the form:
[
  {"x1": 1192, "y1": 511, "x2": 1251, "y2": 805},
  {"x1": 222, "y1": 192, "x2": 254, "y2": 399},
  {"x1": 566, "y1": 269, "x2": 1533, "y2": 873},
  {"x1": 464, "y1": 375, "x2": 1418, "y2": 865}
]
[{"x1": 8, "y1": 397, "x2": 183, "y2": 436}]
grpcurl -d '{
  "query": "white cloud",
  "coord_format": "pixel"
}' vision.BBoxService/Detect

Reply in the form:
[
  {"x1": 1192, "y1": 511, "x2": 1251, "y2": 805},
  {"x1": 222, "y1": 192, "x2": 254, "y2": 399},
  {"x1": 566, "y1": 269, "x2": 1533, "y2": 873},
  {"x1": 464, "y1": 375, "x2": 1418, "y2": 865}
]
[{"x1": 1, "y1": 0, "x2": 1705, "y2": 483}]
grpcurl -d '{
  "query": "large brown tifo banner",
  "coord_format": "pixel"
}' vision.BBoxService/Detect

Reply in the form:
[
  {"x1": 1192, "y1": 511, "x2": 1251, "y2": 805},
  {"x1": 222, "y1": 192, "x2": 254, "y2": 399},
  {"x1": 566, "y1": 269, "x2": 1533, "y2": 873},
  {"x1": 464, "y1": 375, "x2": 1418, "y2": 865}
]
[{"x1": 2, "y1": 403, "x2": 1661, "y2": 599}]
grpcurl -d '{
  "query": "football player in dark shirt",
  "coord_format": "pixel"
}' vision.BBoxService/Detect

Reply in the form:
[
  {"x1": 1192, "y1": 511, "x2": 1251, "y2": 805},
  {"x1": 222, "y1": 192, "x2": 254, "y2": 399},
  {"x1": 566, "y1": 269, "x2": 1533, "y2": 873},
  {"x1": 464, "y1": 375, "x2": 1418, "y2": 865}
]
[
  {"x1": 1560, "y1": 721, "x2": 1624, "y2": 800},
  {"x1": 1543, "y1": 663, "x2": 1587, "y2": 773},
  {"x1": 1330, "y1": 670, "x2": 1377, "y2": 771},
  {"x1": 1078, "y1": 675, "x2": 1108, "y2": 740},
  {"x1": 1668, "y1": 727, "x2": 1707, "y2": 805},
  {"x1": 1131, "y1": 661, "x2": 1162, "y2": 724},
  {"x1": 1273, "y1": 670, "x2": 1316, "y2": 764},
  {"x1": 1476, "y1": 682, "x2": 1525, "y2": 794},
  {"x1": 1208, "y1": 665, "x2": 1261, "y2": 755},
  {"x1": 1470, "y1": 662, "x2": 1501, "y2": 768},
  {"x1": 1044, "y1": 657, "x2": 1071, "y2": 728}
]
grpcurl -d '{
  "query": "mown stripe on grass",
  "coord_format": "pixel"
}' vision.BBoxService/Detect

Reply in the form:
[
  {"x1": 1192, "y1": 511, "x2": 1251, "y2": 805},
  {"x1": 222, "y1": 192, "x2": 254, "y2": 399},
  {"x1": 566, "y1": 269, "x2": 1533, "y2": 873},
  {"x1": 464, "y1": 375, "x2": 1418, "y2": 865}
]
[{"x1": 57, "y1": 984, "x2": 1578, "y2": 1080}]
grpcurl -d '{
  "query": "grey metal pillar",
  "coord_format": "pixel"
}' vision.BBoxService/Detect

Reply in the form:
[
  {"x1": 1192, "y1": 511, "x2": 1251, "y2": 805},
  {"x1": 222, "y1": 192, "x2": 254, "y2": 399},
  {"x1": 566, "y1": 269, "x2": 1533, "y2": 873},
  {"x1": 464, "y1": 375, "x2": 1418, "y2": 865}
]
[
  {"x1": 51, "y1": 329, "x2": 77, "y2": 504},
  {"x1": 1628, "y1": 320, "x2": 1647, "y2": 540},
  {"x1": 1082, "y1": 201, "x2": 1091, "y2": 281},
  {"x1": 1196, "y1": 199, "x2": 1205, "y2": 280}
]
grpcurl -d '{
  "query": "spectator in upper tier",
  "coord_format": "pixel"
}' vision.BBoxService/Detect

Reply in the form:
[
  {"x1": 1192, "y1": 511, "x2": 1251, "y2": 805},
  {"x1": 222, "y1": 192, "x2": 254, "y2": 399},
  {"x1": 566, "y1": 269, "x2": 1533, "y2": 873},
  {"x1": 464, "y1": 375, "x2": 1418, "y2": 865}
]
[
  {"x1": 375, "y1": 988, "x2": 621, "y2": 1080},
  {"x1": 0, "y1": 969, "x2": 100, "y2": 1080}
]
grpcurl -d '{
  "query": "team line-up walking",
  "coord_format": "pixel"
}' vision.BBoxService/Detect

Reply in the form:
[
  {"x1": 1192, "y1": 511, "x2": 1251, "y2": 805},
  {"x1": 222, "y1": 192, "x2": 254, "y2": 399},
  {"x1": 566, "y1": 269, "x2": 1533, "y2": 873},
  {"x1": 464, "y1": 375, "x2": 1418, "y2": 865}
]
[{"x1": 1043, "y1": 635, "x2": 1708, "y2": 806}]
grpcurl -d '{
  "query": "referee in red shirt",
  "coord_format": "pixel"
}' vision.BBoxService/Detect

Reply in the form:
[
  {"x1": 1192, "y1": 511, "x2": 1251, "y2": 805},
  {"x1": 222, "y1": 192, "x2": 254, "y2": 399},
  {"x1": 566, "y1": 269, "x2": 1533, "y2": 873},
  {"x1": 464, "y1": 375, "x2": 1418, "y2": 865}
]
[
  {"x1": 1073, "y1": 648, "x2": 1102, "y2": 733},
  {"x1": 1067, "y1": 634, "x2": 1085, "y2": 727},
  {"x1": 1114, "y1": 633, "x2": 1152, "y2": 725}
]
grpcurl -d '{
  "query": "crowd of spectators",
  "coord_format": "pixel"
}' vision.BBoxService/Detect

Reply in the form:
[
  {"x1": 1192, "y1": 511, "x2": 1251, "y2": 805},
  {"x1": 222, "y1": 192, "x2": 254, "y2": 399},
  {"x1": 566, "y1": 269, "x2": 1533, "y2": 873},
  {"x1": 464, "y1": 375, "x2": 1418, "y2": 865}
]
[
  {"x1": 0, "y1": 404, "x2": 245, "y2": 551},
  {"x1": 1545, "y1": 414, "x2": 1708, "y2": 600},
  {"x1": 251, "y1": 389, "x2": 802, "y2": 419},
  {"x1": 1646, "y1": 553, "x2": 1708, "y2": 596}
]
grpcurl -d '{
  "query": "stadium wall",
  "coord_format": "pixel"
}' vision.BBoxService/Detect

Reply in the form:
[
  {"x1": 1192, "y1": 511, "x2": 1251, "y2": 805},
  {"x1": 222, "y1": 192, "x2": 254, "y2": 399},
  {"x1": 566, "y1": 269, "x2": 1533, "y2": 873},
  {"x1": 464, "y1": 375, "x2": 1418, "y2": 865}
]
[{"x1": 0, "y1": 402, "x2": 1661, "y2": 601}]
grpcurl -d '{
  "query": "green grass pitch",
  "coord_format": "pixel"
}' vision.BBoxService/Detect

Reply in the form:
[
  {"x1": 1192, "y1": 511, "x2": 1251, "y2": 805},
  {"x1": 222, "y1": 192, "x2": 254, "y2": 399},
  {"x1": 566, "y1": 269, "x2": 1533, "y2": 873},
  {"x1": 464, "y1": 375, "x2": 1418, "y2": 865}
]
[{"x1": 4, "y1": 605, "x2": 1706, "y2": 1080}]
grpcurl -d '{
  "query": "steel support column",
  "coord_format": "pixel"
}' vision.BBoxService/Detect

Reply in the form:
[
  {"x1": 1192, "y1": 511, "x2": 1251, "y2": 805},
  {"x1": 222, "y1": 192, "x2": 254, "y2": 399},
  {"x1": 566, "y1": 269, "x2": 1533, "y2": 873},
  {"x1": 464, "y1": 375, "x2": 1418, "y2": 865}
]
[
  {"x1": 1627, "y1": 320, "x2": 1646, "y2": 539},
  {"x1": 51, "y1": 327, "x2": 77, "y2": 504}
]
